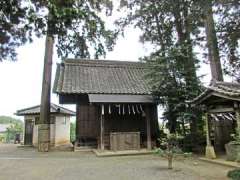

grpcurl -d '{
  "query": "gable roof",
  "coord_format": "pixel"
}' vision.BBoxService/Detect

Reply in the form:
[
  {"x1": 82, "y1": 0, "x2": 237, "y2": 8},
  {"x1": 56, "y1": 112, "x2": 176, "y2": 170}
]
[
  {"x1": 53, "y1": 59, "x2": 152, "y2": 95},
  {"x1": 190, "y1": 81, "x2": 240, "y2": 105},
  {"x1": 16, "y1": 103, "x2": 75, "y2": 116}
]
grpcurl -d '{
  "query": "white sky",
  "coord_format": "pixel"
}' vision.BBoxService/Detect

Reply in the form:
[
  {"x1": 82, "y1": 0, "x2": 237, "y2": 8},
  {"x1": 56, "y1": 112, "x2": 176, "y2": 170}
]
[
  {"x1": 0, "y1": 27, "x2": 160, "y2": 119},
  {"x1": 0, "y1": 13, "x2": 212, "y2": 120}
]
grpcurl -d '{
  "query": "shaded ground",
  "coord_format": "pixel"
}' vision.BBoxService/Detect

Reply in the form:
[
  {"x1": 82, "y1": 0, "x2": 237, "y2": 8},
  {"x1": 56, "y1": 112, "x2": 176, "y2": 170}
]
[{"x1": 0, "y1": 144, "x2": 233, "y2": 180}]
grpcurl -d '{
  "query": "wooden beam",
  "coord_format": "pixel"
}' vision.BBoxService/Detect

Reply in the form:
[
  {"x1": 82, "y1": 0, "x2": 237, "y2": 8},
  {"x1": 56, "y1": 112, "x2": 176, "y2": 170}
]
[
  {"x1": 212, "y1": 92, "x2": 240, "y2": 102},
  {"x1": 145, "y1": 106, "x2": 151, "y2": 150},
  {"x1": 100, "y1": 105, "x2": 105, "y2": 150},
  {"x1": 208, "y1": 107, "x2": 234, "y2": 113}
]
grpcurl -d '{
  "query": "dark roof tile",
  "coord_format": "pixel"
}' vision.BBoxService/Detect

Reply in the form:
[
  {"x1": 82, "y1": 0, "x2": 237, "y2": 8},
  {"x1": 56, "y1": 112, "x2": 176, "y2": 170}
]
[
  {"x1": 16, "y1": 103, "x2": 75, "y2": 116},
  {"x1": 190, "y1": 81, "x2": 240, "y2": 105},
  {"x1": 53, "y1": 59, "x2": 152, "y2": 95}
]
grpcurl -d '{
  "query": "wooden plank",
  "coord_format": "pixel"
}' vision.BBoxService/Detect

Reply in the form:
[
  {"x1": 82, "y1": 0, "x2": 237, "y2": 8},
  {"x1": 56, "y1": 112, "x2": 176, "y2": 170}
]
[
  {"x1": 110, "y1": 132, "x2": 140, "y2": 151},
  {"x1": 145, "y1": 106, "x2": 151, "y2": 150},
  {"x1": 212, "y1": 92, "x2": 240, "y2": 102},
  {"x1": 208, "y1": 107, "x2": 234, "y2": 113},
  {"x1": 100, "y1": 113, "x2": 105, "y2": 150}
]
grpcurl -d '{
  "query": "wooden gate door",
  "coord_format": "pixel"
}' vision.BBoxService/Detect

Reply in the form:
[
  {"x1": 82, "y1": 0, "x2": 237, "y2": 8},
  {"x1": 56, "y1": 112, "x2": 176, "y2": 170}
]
[{"x1": 24, "y1": 120, "x2": 33, "y2": 145}]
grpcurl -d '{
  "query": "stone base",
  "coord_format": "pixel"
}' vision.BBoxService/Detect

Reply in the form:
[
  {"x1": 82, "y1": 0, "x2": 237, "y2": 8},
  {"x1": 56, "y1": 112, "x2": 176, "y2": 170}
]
[
  {"x1": 205, "y1": 145, "x2": 216, "y2": 159},
  {"x1": 38, "y1": 142, "x2": 50, "y2": 152},
  {"x1": 38, "y1": 124, "x2": 50, "y2": 152}
]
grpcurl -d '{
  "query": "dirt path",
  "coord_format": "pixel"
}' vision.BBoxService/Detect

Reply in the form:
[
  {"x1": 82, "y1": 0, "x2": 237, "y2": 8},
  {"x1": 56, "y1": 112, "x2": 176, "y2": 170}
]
[{"x1": 0, "y1": 144, "x2": 233, "y2": 180}]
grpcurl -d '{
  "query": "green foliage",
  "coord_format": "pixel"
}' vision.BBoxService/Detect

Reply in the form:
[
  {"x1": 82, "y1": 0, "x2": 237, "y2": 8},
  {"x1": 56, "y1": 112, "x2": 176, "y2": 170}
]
[
  {"x1": 214, "y1": 1, "x2": 240, "y2": 81},
  {"x1": 155, "y1": 133, "x2": 192, "y2": 169},
  {"x1": 0, "y1": 116, "x2": 23, "y2": 143},
  {"x1": 227, "y1": 169, "x2": 240, "y2": 180},
  {"x1": 0, "y1": 116, "x2": 23, "y2": 125},
  {"x1": 117, "y1": 0, "x2": 203, "y2": 139},
  {"x1": 5, "y1": 123, "x2": 23, "y2": 143},
  {"x1": 1, "y1": 0, "x2": 117, "y2": 61},
  {"x1": 156, "y1": 134, "x2": 181, "y2": 154},
  {"x1": 229, "y1": 133, "x2": 240, "y2": 145},
  {"x1": 143, "y1": 47, "x2": 202, "y2": 137}
]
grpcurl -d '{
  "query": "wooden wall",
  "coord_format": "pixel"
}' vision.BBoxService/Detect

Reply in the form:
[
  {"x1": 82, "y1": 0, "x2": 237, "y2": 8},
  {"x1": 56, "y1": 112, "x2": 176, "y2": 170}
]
[
  {"x1": 76, "y1": 103, "x2": 160, "y2": 146},
  {"x1": 212, "y1": 118, "x2": 235, "y2": 152},
  {"x1": 76, "y1": 104, "x2": 99, "y2": 139}
]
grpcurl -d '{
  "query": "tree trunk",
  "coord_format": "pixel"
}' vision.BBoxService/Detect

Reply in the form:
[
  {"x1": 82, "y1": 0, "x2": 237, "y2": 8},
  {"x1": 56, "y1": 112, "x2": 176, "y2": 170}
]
[
  {"x1": 168, "y1": 154, "x2": 173, "y2": 169},
  {"x1": 204, "y1": 0, "x2": 224, "y2": 81},
  {"x1": 173, "y1": 3, "x2": 199, "y2": 146},
  {"x1": 167, "y1": 144, "x2": 173, "y2": 169},
  {"x1": 38, "y1": 35, "x2": 54, "y2": 152}
]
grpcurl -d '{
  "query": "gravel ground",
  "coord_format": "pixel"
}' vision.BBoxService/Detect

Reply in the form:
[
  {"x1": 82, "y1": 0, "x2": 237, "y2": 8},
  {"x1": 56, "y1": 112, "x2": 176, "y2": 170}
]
[{"x1": 0, "y1": 144, "x2": 233, "y2": 180}]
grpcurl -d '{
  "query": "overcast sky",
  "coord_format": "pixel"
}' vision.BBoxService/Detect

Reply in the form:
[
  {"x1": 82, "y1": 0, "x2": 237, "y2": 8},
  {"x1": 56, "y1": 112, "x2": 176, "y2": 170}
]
[
  {"x1": 0, "y1": 13, "x2": 212, "y2": 120},
  {"x1": 0, "y1": 27, "x2": 160, "y2": 119}
]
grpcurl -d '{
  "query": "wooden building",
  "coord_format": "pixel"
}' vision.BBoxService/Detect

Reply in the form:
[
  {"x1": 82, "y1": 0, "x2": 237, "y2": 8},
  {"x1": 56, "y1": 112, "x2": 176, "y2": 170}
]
[
  {"x1": 190, "y1": 81, "x2": 240, "y2": 158},
  {"x1": 53, "y1": 59, "x2": 160, "y2": 150},
  {"x1": 16, "y1": 103, "x2": 75, "y2": 147}
]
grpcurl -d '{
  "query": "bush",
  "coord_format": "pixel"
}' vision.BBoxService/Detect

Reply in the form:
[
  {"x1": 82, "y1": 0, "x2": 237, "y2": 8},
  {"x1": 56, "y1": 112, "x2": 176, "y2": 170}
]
[{"x1": 227, "y1": 169, "x2": 240, "y2": 180}]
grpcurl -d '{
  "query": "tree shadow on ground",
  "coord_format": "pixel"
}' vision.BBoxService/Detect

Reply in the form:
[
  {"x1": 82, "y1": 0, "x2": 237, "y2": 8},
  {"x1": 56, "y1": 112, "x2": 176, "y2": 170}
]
[{"x1": 149, "y1": 166, "x2": 182, "y2": 172}]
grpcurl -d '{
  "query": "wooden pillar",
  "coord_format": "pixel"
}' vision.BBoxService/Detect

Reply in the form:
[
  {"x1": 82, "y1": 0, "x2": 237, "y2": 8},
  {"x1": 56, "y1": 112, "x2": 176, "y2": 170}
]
[
  {"x1": 234, "y1": 102, "x2": 240, "y2": 136},
  {"x1": 205, "y1": 112, "x2": 216, "y2": 159},
  {"x1": 145, "y1": 106, "x2": 151, "y2": 150},
  {"x1": 75, "y1": 105, "x2": 80, "y2": 142},
  {"x1": 205, "y1": 113, "x2": 211, "y2": 146},
  {"x1": 100, "y1": 105, "x2": 105, "y2": 150}
]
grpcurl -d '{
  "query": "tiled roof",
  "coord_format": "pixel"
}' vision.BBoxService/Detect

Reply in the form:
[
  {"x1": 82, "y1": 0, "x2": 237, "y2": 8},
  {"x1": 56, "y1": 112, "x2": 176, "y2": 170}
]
[
  {"x1": 190, "y1": 81, "x2": 240, "y2": 105},
  {"x1": 16, "y1": 103, "x2": 75, "y2": 116},
  {"x1": 53, "y1": 59, "x2": 152, "y2": 95}
]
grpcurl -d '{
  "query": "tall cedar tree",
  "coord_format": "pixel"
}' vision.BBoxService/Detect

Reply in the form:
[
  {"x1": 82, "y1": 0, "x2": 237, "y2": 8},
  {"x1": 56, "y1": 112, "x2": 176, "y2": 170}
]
[
  {"x1": 1, "y1": 0, "x2": 116, "y2": 151},
  {"x1": 117, "y1": 0, "x2": 202, "y2": 144},
  {"x1": 215, "y1": 1, "x2": 240, "y2": 81},
  {"x1": 195, "y1": 0, "x2": 240, "y2": 81}
]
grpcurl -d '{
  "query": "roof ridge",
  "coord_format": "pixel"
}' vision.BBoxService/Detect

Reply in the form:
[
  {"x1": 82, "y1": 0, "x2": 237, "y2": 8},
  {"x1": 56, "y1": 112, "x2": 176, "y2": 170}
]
[
  {"x1": 63, "y1": 59, "x2": 145, "y2": 68},
  {"x1": 16, "y1": 103, "x2": 75, "y2": 116},
  {"x1": 215, "y1": 81, "x2": 240, "y2": 87},
  {"x1": 51, "y1": 103, "x2": 76, "y2": 114},
  {"x1": 16, "y1": 105, "x2": 40, "y2": 114}
]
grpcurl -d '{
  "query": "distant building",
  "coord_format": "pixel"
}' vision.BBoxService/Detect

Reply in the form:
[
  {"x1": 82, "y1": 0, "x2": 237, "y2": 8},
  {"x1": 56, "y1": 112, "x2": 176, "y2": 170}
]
[
  {"x1": 16, "y1": 103, "x2": 75, "y2": 147},
  {"x1": 0, "y1": 124, "x2": 11, "y2": 133}
]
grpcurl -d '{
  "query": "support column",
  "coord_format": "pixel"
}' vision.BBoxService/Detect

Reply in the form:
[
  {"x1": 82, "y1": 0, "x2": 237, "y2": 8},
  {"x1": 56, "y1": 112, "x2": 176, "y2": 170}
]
[
  {"x1": 205, "y1": 112, "x2": 216, "y2": 159},
  {"x1": 38, "y1": 124, "x2": 50, "y2": 152},
  {"x1": 100, "y1": 105, "x2": 105, "y2": 150},
  {"x1": 145, "y1": 106, "x2": 151, "y2": 150},
  {"x1": 74, "y1": 105, "x2": 80, "y2": 151},
  {"x1": 38, "y1": 35, "x2": 54, "y2": 152},
  {"x1": 234, "y1": 102, "x2": 240, "y2": 136}
]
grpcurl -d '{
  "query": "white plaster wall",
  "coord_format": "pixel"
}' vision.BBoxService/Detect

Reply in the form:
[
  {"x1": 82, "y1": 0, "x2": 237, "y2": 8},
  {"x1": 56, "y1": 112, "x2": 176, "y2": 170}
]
[
  {"x1": 33, "y1": 122, "x2": 38, "y2": 146},
  {"x1": 24, "y1": 115, "x2": 70, "y2": 147},
  {"x1": 54, "y1": 115, "x2": 70, "y2": 145},
  {"x1": 24, "y1": 115, "x2": 55, "y2": 147}
]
